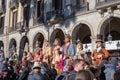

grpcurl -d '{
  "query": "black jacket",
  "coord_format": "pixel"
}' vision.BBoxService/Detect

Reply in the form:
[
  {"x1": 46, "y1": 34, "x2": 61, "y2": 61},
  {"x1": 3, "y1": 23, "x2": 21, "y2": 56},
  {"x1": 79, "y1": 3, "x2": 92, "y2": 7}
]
[
  {"x1": 28, "y1": 72, "x2": 46, "y2": 80},
  {"x1": 66, "y1": 70, "x2": 77, "y2": 80},
  {"x1": 18, "y1": 67, "x2": 29, "y2": 80}
]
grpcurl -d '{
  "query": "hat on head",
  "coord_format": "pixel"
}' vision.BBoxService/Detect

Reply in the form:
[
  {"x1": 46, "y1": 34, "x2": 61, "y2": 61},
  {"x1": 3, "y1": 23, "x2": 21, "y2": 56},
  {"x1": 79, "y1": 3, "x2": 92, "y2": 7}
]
[
  {"x1": 96, "y1": 34, "x2": 103, "y2": 43},
  {"x1": 33, "y1": 62, "x2": 41, "y2": 69}
]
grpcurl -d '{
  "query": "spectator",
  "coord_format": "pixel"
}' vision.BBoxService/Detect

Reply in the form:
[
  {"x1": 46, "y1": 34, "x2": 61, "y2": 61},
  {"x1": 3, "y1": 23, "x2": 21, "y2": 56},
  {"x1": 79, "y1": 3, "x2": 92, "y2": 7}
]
[
  {"x1": 84, "y1": 61, "x2": 90, "y2": 70},
  {"x1": 65, "y1": 59, "x2": 85, "y2": 80},
  {"x1": 75, "y1": 70, "x2": 94, "y2": 80},
  {"x1": 18, "y1": 60, "x2": 29, "y2": 80},
  {"x1": 27, "y1": 62, "x2": 46, "y2": 80},
  {"x1": 99, "y1": 60, "x2": 108, "y2": 80},
  {"x1": 104, "y1": 57, "x2": 118, "y2": 80},
  {"x1": 114, "y1": 70, "x2": 120, "y2": 80},
  {"x1": 89, "y1": 66, "x2": 101, "y2": 80},
  {"x1": 0, "y1": 63, "x2": 10, "y2": 80},
  {"x1": 50, "y1": 64, "x2": 57, "y2": 80},
  {"x1": 55, "y1": 65, "x2": 69, "y2": 80}
]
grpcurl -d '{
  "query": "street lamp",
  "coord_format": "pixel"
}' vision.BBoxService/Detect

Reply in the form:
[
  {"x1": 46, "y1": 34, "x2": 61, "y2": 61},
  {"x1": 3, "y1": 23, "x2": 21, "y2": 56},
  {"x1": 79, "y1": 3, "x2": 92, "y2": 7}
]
[
  {"x1": 76, "y1": 24, "x2": 81, "y2": 44},
  {"x1": 85, "y1": 44, "x2": 88, "y2": 52},
  {"x1": 0, "y1": 46, "x2": 3, "y2": 51},
  {"x1": 116, "y1": 41, "x2": 120, "y2": 57},
  {"x1": 116, "y1": 41, "x2": 120, "y2": 50},
  {"x1": 107, "y1": 16, "x2": 112, "y2": 43}
]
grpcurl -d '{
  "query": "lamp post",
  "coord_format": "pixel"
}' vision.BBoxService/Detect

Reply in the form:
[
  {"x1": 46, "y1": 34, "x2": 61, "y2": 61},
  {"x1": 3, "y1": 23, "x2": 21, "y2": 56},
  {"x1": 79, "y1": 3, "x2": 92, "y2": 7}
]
[
  {"x1": 107, "y1": 16, "x2": 112, "y2": 43},
  {"x1": 85, "y1": 44, "x2": 88, "y2": 52},
  {"x1": 116, "y1": 41, "x2": 120, "y2": 57},
  {"x1": 117, "y1": 41, "x2": 120, "y2": 49},
  {"x1": 76, "y1": 24, "x2": 81, "y2": 44}
]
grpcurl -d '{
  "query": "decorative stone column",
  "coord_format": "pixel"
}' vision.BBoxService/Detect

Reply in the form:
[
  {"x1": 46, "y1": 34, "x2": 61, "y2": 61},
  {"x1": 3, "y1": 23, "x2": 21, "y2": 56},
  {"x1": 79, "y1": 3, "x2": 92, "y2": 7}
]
[
  {"x1": 4, "y1": 36, "x2": 9, "y2": 58},
  {"x1": 29, "y1": 43, "x2": 33, "y2": 53},
  {"x1": 91, "y1": 35, "x2": 96, "y2": 51}
]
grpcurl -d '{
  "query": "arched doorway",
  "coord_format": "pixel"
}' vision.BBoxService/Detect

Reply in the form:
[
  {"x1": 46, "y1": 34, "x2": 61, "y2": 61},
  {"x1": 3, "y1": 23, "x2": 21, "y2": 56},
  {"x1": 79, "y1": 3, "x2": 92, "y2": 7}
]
[
  {"x1": 19, "y1": 36, "x2": 29, "y2": 60},
  {"x1": 50, "y1": 29, "x2": 65, "y2": 46},
  {"x1": 33, "y1": 33, "x2": 44, "y2": 49},
  {"x1": 9, "y1": 39, "x2": 17, "y2": 55},
  {"x1": 0, "y1": 41, "x2": 4, "y2": 50},
  {"x1": 100, "y1": 17, "x2": 120, "y2": 41},
  {"x1": 100, "y1": 17, "x2": 120, "y2": 56},
  {"x1": 72, "y1": 24, "x2": 91, "y2": 44}
]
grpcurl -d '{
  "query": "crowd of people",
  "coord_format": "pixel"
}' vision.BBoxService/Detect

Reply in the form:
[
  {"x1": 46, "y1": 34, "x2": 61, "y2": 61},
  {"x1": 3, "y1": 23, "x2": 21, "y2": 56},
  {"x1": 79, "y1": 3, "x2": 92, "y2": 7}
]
[{"x1": 0, "y1": 34, "x2": 120, "y2": 80}]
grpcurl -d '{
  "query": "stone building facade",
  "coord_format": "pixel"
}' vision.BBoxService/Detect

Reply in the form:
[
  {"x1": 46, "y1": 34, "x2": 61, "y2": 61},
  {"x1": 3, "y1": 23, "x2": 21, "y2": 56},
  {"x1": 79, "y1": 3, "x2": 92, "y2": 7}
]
[{"x1": 0, "y1": 0, "x2": 120, "y2": 58}]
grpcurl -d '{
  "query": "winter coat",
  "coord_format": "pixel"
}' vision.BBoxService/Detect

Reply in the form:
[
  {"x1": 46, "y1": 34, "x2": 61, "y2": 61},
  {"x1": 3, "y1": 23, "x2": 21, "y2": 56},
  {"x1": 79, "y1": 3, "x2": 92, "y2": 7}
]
[
  {"x1": 104, "y1": 64, "x2": 115, "y2": 80},
  {"x1": 91, "y1": 48, "x2": 109, "y2": 66},
  {"x1": 104, "y1": 57, "x2": 118, "y2": 80},
  {"x1": 28, "y1": 72, "x2": 46, "y2": 80},
  {"x1": 66, "y1": 70, "x2": 77, "y2": 80}
]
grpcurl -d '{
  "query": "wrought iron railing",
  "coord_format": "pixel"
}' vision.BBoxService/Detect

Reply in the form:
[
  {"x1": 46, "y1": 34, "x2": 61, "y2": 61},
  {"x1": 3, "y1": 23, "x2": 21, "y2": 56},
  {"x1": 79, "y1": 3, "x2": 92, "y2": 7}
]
[
  {"x1": 33, "y1": 9, "x2": 64, "y2": 25},
  {"x1": 96, "y1": 0, "x2": 120, "y2": 8},
  {"x1": 9, "y1": 21, "x2": 30, "y2": 33},
  {"x1": 9, "y1": 22, "x2": 23, "y2": 32},
  {"x1": 72, "y1": 3, "x2": 88, "y2": 12}
]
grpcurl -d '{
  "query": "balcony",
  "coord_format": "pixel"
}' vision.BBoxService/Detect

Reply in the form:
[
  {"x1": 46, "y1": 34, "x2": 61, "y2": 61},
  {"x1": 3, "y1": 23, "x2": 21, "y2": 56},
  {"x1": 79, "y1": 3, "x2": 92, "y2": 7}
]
[
  {"x1": 10, "y1": 0, "x2": 19, "y2": 9},
  {"x1": 20, "y1": 0, "x2": 30, "y2": 6},
  {"x1": 0, "y1": 5, "x2": 5, "y2": 14},
  {"x1": 0, "y1": 26, "x2": 4, "y2": 35},
  {"x1": 18, "y1": 21, "x2": 29, "y2": 32},
  {"x1": 33, "y1": 10, "x2": 64, "y2": 26},
  {"x1": 47, "y1": 10, "x2": 65, "y2": 25},
  {"x1": 9, "y1": 22, "x2": 23, "y2": 33},
  {"x1": 96, "y1": 0, "x2": 120, "y2": 9},
  {"x1": 33, "y1": 16, "x2": 44, "y2": 26}
]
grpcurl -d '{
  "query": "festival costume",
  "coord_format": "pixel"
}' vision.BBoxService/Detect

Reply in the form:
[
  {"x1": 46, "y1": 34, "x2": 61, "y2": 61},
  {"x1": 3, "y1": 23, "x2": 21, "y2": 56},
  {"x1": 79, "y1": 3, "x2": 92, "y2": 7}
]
[
  {"x1": 33, "y1": 47, "x2": 43, "y2": 62},
  {"x1": 63, "y1": 43, "x2": 75, "y2": 58},
  {"x1": 74, "y1": 51, "x2": 87, "y2": 60},
  {"x1": 91, "y1": 47, "x2": 109, "y2": 66},
  {"x1": 43, "y1": 47, "x2": 52, "y2": 63},
  {"x1": 91, "y1": 34, "x2": 110, "y2": 66},
  {"x1": 52, "y1": 46, "x2": 62, "y2": 64}
]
